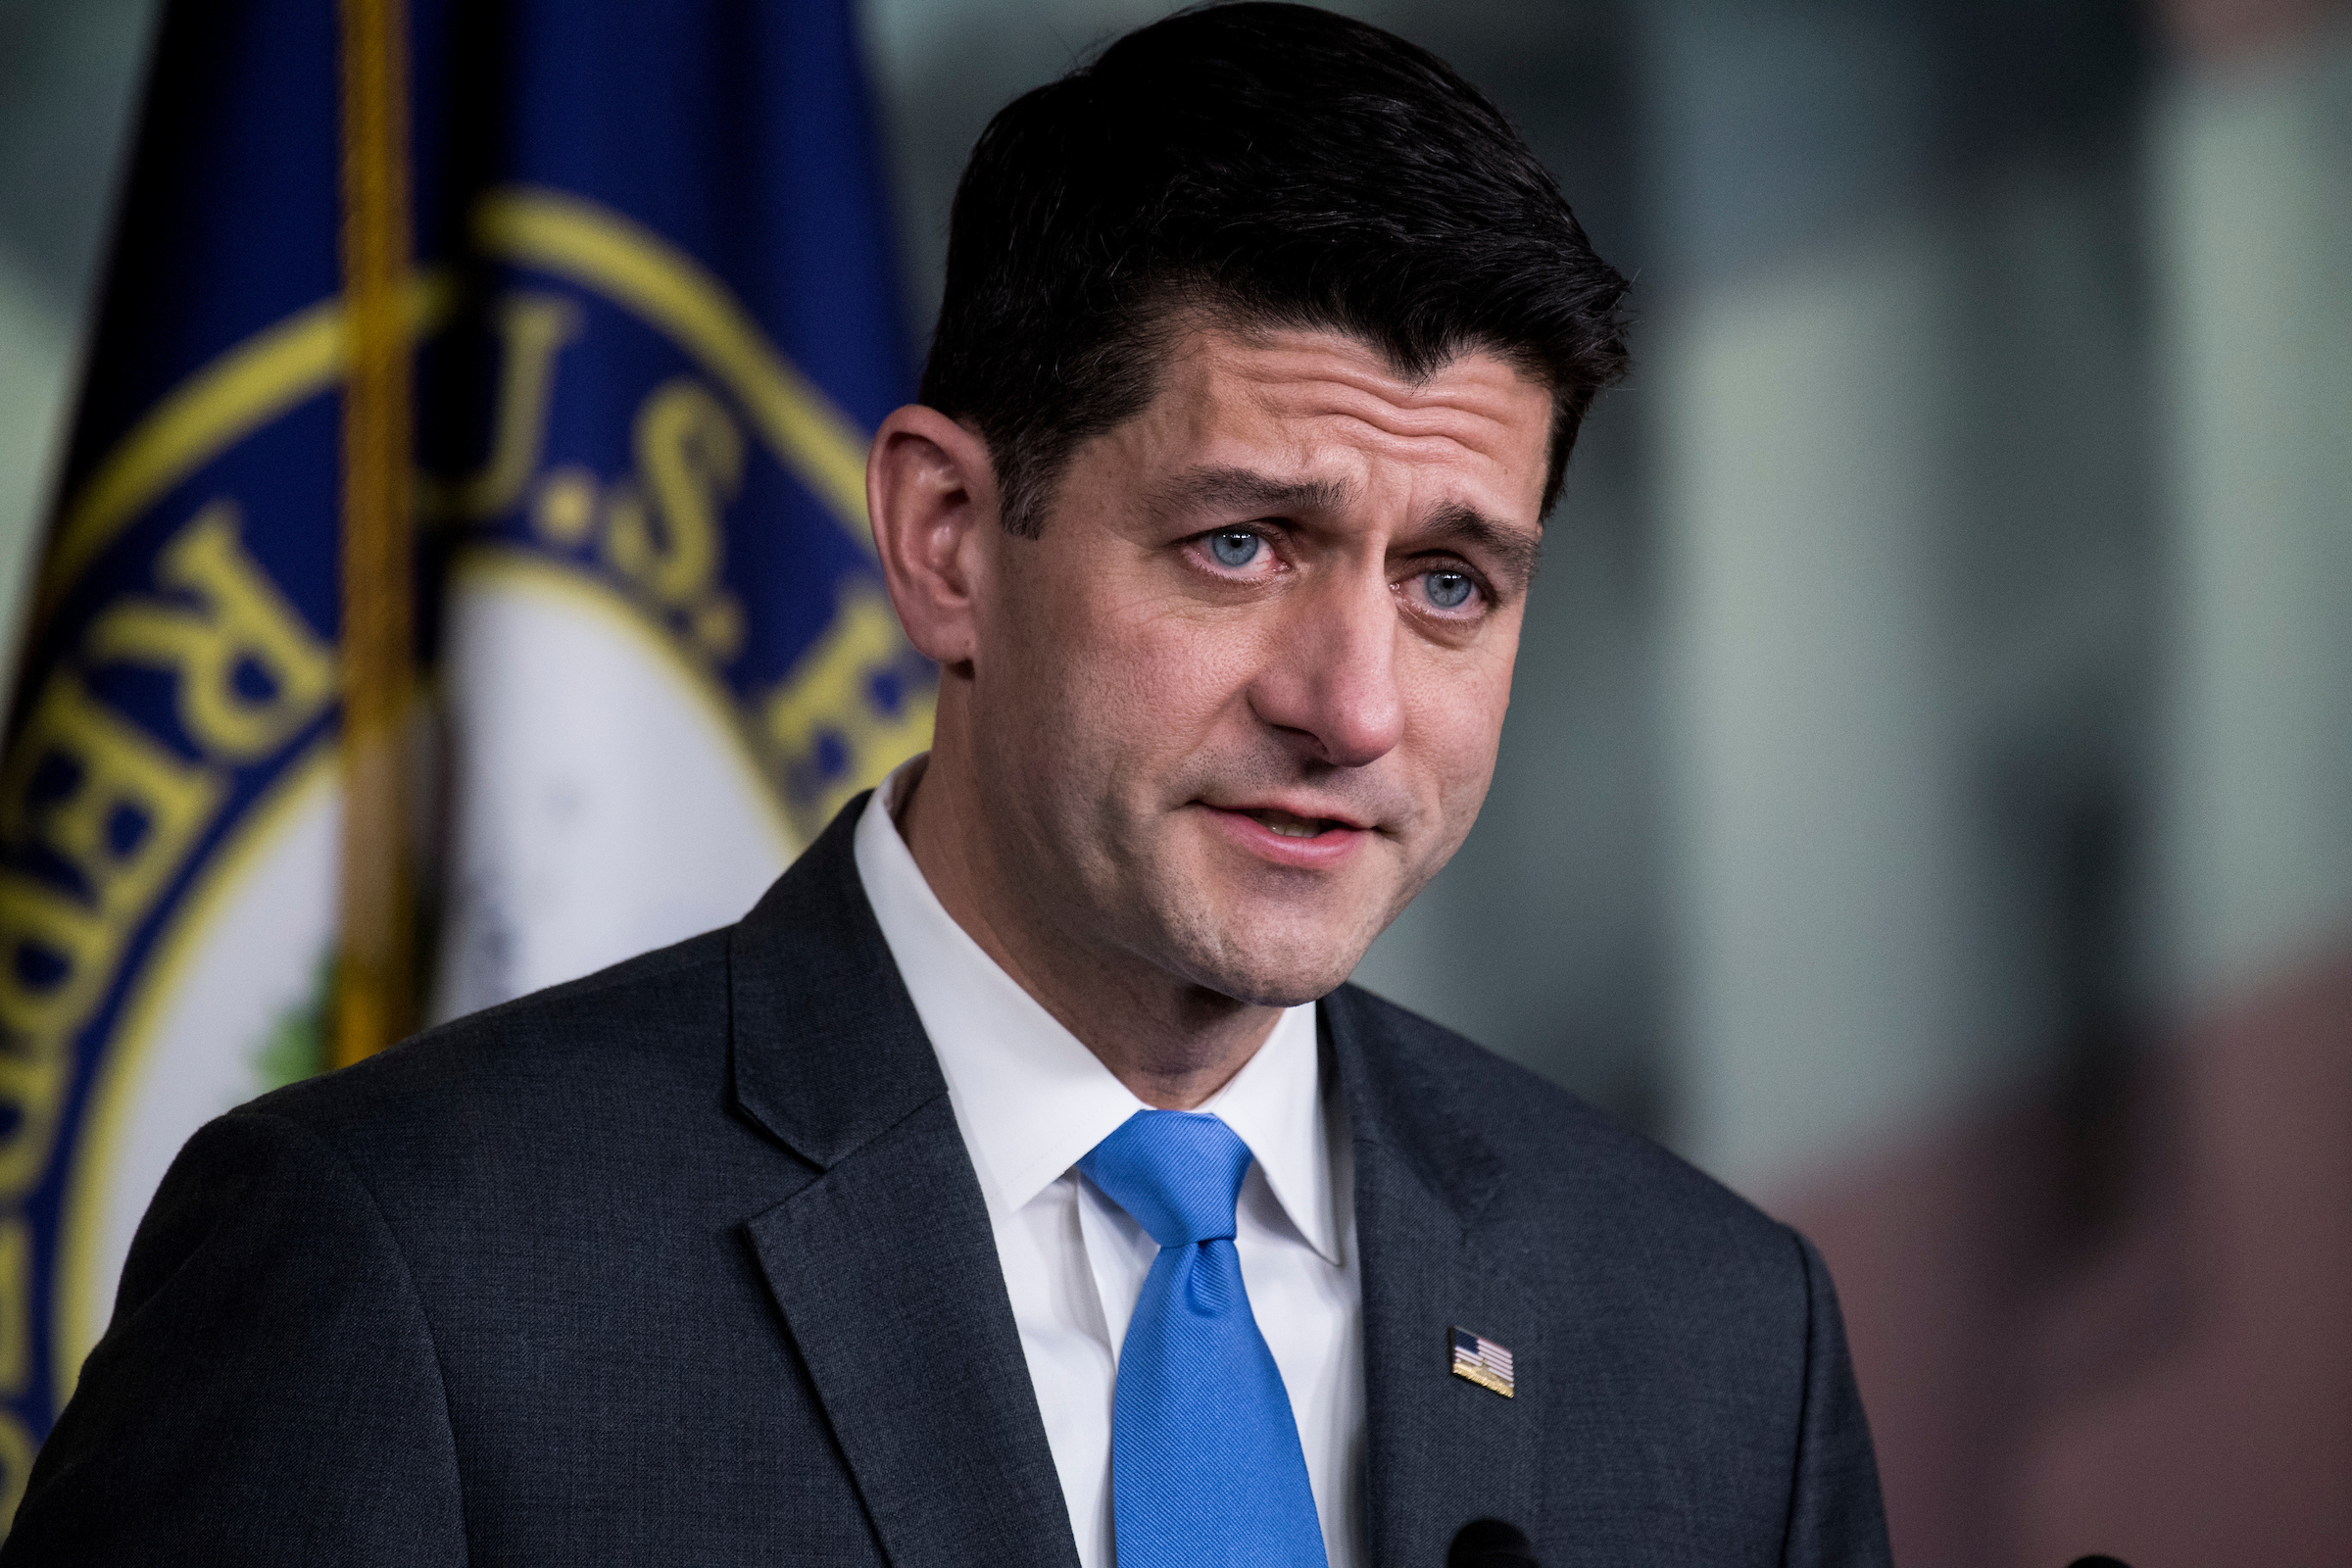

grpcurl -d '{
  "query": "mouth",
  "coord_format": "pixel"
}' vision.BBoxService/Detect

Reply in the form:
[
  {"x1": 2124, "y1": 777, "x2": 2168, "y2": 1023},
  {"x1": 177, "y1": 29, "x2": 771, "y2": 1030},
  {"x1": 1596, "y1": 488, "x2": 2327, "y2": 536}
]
[
  {"x1": 1198, "y1": 801, "x2": 1376, "y2": 869},
  {"x1": 1240, "y1": 807, "x2": 1355, "y2": 840}
]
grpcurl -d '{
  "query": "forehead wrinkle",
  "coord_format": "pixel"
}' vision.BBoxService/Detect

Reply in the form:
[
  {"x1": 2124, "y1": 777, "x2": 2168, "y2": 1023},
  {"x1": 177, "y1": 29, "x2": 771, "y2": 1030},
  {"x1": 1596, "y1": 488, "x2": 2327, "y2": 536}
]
[
  {"x1": 1217, "y1": 342, "x2": 1544, "y2": 451},
  {"x1": 1253, "y1": 380, "x2": 1530, "y2": 463}
]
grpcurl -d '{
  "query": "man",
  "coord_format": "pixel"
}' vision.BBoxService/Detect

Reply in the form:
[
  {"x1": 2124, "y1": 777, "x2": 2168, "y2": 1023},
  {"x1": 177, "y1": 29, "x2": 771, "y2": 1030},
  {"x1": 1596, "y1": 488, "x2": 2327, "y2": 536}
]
[{"x1": 5, "y1": 6, "x2": 1890, "y2": 1565}]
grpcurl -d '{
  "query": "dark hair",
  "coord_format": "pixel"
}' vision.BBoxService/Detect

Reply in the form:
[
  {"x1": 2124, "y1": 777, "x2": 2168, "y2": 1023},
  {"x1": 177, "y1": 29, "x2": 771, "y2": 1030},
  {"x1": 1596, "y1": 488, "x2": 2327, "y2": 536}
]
[{"x1": 919, "y1": 1, "x2": 1631, "y2": 536}]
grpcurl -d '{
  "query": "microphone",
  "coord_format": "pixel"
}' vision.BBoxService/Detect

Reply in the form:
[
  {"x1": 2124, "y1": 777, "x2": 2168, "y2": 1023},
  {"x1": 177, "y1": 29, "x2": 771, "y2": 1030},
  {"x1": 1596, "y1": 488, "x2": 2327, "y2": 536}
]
[{"x1": 1448, "y1": 1519, "x2": 1540, "y2": 1567}]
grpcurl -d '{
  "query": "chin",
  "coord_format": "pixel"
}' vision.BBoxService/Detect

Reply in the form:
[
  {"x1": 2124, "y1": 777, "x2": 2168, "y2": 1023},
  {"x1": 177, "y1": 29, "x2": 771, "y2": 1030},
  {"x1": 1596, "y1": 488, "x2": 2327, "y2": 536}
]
[
  {"x1": 1165, "y1": 903, "x2": 1386, "y2": 1008},
  {"x1": 1208, "y1": 962, "x2": 1352, "y2": 1010}
]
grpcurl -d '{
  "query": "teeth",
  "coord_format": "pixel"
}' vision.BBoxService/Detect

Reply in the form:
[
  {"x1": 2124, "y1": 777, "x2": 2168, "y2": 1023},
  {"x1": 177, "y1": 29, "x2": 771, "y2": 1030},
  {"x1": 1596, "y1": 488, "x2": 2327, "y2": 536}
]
[{"x1": 1252, "y1": 809, "x2": 1326, "y2": 839}]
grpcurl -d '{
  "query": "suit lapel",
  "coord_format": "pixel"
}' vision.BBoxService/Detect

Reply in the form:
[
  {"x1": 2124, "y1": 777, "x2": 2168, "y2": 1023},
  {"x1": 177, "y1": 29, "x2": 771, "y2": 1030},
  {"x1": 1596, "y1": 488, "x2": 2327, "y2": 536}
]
[
  {"x1": 740, "y1": 1102, "x2": 1078, "y2": 1568},
  {"x1": 1327, "y1": 988, "x2": 1552, "y2": 1568},
  {"x1": 728, "y1": 801, "x2": 1078, "y2": 1568}
]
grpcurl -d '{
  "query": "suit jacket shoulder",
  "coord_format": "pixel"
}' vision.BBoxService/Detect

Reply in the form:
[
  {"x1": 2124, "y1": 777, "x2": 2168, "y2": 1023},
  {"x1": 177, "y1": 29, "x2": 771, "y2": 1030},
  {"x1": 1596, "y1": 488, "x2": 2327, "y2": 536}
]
[
  {"x1": 231, "y1": 924, "x2": 746, "y2": 1193},
  {"x1": 7, "y1": 805, "x2": 1074, "y2": 1568}
]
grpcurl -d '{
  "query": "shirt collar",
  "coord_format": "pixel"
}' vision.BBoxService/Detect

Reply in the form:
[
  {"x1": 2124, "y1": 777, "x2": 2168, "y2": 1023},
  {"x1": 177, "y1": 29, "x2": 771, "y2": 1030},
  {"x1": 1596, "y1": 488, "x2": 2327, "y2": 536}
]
[{"x1": 853, "y1": 758, "x2": 1340, "y2": 1265}]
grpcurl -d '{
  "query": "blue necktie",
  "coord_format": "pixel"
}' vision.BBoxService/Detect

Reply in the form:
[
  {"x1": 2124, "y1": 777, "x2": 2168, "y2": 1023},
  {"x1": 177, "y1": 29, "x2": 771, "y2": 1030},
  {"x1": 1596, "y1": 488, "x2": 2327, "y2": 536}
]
[{"x1": 1078, "y1": 1110, "x2": 1329, "y2": 1568}]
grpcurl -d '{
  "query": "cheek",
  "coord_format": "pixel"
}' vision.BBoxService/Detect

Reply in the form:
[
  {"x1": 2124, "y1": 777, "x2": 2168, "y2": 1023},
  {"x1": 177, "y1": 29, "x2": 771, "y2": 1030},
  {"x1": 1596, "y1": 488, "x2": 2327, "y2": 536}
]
[
  {"x1": 983, "y1": 561, "x2": 1258, "y2": 775},
  {"x1": 1400, "y1": 644, "x2": 1516, "y2": 810},
  {"x1": 1079, "y1": 601, "x2": 1265, "y2": 760}
]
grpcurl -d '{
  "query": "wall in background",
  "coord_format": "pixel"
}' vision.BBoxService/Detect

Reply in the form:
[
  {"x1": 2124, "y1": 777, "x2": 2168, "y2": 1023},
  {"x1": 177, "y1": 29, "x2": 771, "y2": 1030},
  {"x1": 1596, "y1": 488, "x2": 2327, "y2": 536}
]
[{"x1": 0, "y1": 0, "x2": 160, "y2": 670}]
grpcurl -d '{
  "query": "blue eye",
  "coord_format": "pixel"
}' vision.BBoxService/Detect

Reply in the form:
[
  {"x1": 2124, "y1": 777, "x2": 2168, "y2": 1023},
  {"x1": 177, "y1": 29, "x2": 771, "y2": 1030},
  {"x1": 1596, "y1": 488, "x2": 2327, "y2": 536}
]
[
  {"x1": 1424, "y1": 570, "x2": 1474, "y2": 610},
  {"x1": 1209, "y1": 530, "x2": 1263, "y2": 568}
]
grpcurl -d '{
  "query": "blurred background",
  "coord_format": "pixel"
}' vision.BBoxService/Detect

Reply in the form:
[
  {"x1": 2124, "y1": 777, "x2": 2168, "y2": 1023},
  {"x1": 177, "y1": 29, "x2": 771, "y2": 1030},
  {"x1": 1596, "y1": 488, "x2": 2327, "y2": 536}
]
[{"x1": 1, "y1": 0, "x2": 2345, "y2": 1562}]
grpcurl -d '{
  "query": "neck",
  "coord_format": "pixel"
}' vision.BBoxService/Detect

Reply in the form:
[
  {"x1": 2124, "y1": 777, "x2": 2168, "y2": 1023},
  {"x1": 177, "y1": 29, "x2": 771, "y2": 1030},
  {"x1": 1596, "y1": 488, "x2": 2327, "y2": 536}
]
[{"x1": 894, "y1": 749, "x2": 1283, "y2": 1110}]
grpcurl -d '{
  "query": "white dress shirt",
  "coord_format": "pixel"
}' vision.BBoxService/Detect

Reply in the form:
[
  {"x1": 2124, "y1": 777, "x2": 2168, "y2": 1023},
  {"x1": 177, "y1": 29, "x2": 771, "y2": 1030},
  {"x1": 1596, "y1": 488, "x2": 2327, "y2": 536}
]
[{"x1": 853, "y1": 760, "x2": 1365, "y2": 1568}]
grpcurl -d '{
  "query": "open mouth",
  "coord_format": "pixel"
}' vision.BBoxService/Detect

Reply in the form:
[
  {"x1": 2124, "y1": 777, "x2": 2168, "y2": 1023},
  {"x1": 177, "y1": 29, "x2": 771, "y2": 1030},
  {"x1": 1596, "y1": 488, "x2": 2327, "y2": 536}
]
[
  {"x1": 1202, "y1": 801, "x2": 1372, "y2": 864},
  {"x1": 1243, "y1": 808, "x2": 1351, "y2": 839}
]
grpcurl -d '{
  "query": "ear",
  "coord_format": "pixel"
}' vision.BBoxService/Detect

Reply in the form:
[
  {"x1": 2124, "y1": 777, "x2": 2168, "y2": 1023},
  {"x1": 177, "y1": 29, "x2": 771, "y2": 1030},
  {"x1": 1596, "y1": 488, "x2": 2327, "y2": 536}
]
[{"x1": 866, "y1": 405, "x2": 998, "y2": 667}]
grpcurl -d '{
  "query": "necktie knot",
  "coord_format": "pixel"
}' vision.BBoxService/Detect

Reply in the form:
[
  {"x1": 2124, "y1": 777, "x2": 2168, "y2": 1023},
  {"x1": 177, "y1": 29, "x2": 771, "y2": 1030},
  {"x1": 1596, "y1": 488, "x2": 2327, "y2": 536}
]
[{"x1": 1078, "y1": 1109, "x2": 1253, "y2": 1249}]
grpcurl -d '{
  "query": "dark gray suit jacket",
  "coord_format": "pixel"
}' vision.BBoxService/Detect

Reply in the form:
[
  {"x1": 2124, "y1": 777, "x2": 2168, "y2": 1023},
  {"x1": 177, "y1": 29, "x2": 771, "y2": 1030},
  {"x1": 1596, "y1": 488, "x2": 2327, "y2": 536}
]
[{"x1": 4, "y1": 798, "x2": 1890, "y2": 1566}]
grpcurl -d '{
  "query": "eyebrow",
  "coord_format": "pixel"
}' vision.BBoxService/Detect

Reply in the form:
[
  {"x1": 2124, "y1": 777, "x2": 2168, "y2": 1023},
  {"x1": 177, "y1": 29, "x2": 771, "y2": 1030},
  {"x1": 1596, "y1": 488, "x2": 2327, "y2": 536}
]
[
  {"x1": 1144, "y1": 466, "x2": 1356, "y2": 523},
  {"x1": 1418, "y1": 503, "x2": 1543, "y2": 593}
]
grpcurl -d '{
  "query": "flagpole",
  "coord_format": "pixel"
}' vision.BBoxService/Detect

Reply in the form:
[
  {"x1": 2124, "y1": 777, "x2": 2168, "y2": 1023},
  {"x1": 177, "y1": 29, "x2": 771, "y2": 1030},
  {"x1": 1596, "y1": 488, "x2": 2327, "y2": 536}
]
[{"x1": 333, "y1": 0, "x2": 416, "y2": 1069}]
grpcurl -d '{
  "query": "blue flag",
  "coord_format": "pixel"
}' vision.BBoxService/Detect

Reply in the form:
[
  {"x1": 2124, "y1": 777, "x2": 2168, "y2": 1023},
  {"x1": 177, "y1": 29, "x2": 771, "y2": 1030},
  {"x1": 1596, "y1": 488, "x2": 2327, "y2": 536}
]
[{"x1": 0, "y1": 0, "x2": 928, "y2": 1503}]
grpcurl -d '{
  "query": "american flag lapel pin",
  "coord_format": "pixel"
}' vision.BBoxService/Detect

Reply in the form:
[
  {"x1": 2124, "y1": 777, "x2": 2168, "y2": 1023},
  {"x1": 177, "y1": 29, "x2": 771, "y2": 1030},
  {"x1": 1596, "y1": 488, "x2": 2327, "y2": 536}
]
[{"x1": 1448, "y1": 1326, "x2": 1515, "y2": 1398}]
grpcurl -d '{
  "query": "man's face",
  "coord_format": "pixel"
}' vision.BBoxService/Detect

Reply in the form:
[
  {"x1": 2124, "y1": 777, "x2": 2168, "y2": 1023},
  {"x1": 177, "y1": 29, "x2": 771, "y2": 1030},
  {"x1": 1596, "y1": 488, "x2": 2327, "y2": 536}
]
[{"x1": 964, "y1": 323, "x2": 1552, "y2": 1006}]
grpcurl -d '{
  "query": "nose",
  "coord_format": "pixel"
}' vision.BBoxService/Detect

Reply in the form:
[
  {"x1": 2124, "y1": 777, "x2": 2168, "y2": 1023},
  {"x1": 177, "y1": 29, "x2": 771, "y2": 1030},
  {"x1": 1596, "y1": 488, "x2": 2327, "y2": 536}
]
[{"x1": 1246, "y1": 569, "x2": 1404, "y2": 768}]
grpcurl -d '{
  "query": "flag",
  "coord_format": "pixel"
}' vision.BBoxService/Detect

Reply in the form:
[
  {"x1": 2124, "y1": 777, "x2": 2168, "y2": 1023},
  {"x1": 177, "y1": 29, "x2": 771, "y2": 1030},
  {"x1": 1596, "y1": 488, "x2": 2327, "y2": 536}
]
[{"x1": 0, "y1": 0, "x2": 929, "y2": 1510}]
